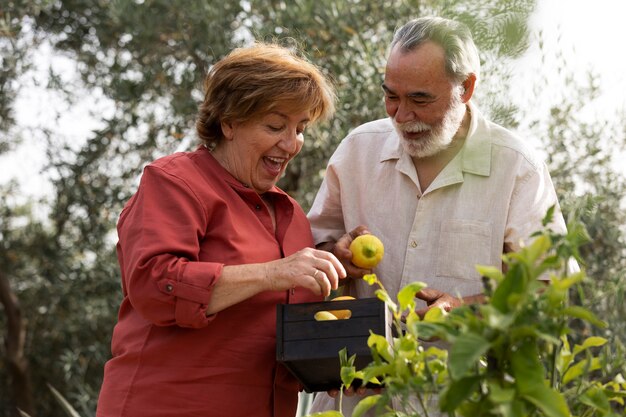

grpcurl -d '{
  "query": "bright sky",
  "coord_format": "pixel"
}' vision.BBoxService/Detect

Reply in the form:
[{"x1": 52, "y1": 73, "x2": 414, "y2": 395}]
[
  {"x1": 515, "y1": 0, "x2": 626, "y2": 114},
  {"x1": 1, "y1": 0, "x2": 625, "y2": 202}
]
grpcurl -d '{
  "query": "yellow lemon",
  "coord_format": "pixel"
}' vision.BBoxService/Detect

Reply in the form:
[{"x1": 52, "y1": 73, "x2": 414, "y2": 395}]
[
  {"x1": 330, "y1": 296, "x2": 355, "y2": 301},
  {"x1": 314, "y1": 311, "x2": 338, "y2": 321},
  {"x1": 349, "y1": 234, "x2": 384, "y2": 269},
  {"x1": 327, "y1": 309, "x2": 352, "y2": 319}
]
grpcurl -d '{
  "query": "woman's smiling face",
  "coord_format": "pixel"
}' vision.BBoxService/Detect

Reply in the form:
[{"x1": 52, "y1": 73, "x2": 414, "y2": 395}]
[{"x1": 217, "y1": 108, "x2": 310, "y2": 194}]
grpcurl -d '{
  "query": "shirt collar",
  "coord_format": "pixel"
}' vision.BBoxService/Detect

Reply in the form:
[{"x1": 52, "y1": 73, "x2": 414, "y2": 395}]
[
  {"x1": 459, "y1": 101, "x2": 491, "y2": 177},
  {"x1": 197, "y1": 145, "x2": 287, "y2": 198}
]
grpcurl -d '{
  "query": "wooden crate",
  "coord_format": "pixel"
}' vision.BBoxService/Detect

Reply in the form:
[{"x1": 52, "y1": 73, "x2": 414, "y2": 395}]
[{"x1": 276, "y1": 297, "x2": 392, "y2": 393}]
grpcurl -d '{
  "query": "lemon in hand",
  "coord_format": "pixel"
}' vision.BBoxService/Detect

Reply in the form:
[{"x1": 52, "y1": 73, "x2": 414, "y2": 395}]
[{"x1": 349, "y1": 234, "x2": 384, "y2": 269}]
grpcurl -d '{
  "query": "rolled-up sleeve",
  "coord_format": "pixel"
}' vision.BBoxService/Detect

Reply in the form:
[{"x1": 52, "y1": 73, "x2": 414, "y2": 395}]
[{"x1": 117, "y1": 165, "x2": 221, "y2": 328}]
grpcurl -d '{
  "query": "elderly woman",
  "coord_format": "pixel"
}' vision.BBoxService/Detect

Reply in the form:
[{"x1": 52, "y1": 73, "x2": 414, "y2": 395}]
[{"x1": 96, "y1": 43, "x2": 346, "y2": 417}]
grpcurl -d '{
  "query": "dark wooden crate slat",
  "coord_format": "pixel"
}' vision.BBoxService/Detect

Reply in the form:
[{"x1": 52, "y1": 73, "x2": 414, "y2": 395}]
[
  {"x1": 281, "y1": 315, "x2": 388, "y2": 341},
  {"x1": 276, "y1": 297, "x2": 392, "y2": 392},
  {"x1": 284, "y1": 354, "x2": 379, "y2": 393},
  {"x1": 281, "y1": 297, "x2": 384, "y2": 322},
  {"x1": 280, "y1": 335, "x2": 373, "y2": 361}
]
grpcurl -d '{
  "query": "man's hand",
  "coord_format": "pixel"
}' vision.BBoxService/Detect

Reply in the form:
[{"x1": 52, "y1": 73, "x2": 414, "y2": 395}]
[
  {"x1": 415, "y1": 288, "x2": 463, "y2": 318},
  {"x1": 415, "y1": 288, "x2": 486, "y2": 318},
  {"x1": 328, "y1": 386, "x2": 383, "y2": 398},
  {"x1": 317, "y1": 225, "x2": 372, "y2": 279}
]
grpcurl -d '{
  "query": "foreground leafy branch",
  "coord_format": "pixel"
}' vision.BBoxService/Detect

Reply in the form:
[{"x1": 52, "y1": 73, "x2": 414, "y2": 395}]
[{"x1": 309, "y1": 211, "x2": 626, "y2": 417}]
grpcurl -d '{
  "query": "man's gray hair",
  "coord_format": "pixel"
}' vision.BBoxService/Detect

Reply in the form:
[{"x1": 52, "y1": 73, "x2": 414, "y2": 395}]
[{"x1": 391, "y1": 16, "x2": 481, "y2": 83}]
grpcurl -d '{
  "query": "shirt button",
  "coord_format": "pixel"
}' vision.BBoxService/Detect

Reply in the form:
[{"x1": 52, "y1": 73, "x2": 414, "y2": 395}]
[
  {"x1": 255, "y1": 204, "x2": 261, "y2": 211},
  {"x1": 410, "y1": 240, "x2": 418, "y2": 248},
  {"x1": 165, "y1": 284, "x2": 174, "y2": 292}
]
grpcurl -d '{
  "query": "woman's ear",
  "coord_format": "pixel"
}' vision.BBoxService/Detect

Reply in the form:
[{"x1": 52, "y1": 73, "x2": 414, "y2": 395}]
[
  {"x1": 221, "y1": 120, "x2": 235, "y2": 140},
  {"x1": 461, "y1": 74, "x2": 476, "y2": 103}
]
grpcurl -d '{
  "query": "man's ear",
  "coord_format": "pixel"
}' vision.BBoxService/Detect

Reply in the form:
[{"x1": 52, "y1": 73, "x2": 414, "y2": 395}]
[
  {"x1": 220, "y1": 120, "x2": 234, "y2": 140},
  {"x1": 460, "y1": 73, "x2": 476, "y2": 103}
]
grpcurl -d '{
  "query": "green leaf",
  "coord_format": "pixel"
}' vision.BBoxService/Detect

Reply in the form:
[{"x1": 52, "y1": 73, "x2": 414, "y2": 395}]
[
  {"x1": 414, "y1": 321, "x2": 444, "y2": 340},
  {"x1": 557, "y1": 351, "x2": 573, "y2": 376},
  {"x1": 488, "y1": 380, "x2": 516, "y2": 403},
  {"x1": 448, "y1": 332, "x2": 491, "y2": 379},
  {"x1": 483, "y1": 304, "x2": 515, "y2": 330},
  {"x1": 562, "y1": 358, "x2": 602, "y2": 385},
  {"x1": 397, "y1": 335, "x2": 418, "y2": 360},
  {"x1": 521, "y1": 385, "x2": 570, "y2": 417},
  {"x1": 341, "y1": 365, "x2": 356, "y2": 388},
  {"x1": 603, "y1": 384, "x2": 626, "y2": 400},
  {"x1": 374, "y1": 289, "x2": 397, "y2": 312},
  {"x1": 362, "y1": 273, "x2": 378, "y2": 286},
  {"x1": 510, "y1": 342, "x2": 544, "y2": 394},
  {"x1": 404, "y1": 309, "x2": 420, "y2": 336},
  {"x1": 542, "y1": 204, "x2": 556, "y2": 226},
  {"x1": 423, "y1": 305, "x2": 446, "y2": 323},
  {"x1": 525, "y1": 235, "x2": 552, "y2": 265},
  {"x1": 579, "y1": 386, "x2": 611, "y2": 414},
  {"x1": 491, "y1": 263, "x2": 526, "y2": 313},
  {"x1": 368, "y1": 332, "x2": 392, "y2": 362},
  {"x1": 352, "y1": 394, "x2": 382, "y2": 417},
  {"x1": 572, "y1": 336, "x2": 608, "y2": 356},
  {"x1": 551, "y1": 271, "x2": 585, "y2": 291},
  {"x1": 562, "y1": 306, "x2": 607, "y2": 328},
  {"x1": 339, "y1": 347, "x2": 356, "y2": 368},
  {"x1": 440, "y1": 375, "x2": 481, "y2": 412},
  {"x1": 476, "y1": 265, "x2": 504, "y2": 283},
  {"x1": 397, "y1": 281, "x2": 427, "y2": 310},
  {"x1": 362, "y1": 363, "x2": 393, "y2": 384},
  {"x1": 495, "y1": 398, "x2": 527, "y2": 417}
]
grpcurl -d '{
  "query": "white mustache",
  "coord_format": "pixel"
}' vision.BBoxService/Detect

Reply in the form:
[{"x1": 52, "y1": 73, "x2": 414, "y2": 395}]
[{"x1": 394, "y1": 120, "x2": 432, "y2": 133}]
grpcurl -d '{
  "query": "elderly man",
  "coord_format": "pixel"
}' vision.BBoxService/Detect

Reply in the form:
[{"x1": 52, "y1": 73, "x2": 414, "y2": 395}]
[{"x1": 308, "y1": 16, "x2": 567, "y2": 415}]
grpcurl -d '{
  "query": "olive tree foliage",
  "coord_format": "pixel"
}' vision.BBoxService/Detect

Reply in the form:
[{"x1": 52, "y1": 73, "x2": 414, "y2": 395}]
[
  {"x1": 4, "y1": 0, "x2": 593, "y2": 416},
  {"x1": 247, "y1": 0, "x2": 537, "y2": 207},
  {"x1": 516, "y1": 42, "x2": 626, "y2": 348}
]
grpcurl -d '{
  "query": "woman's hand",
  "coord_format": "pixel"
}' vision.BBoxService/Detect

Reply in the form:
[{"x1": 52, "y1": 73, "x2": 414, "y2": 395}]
[{"x1": 263, "y1": 247, "x2": 347, "y2": 297}]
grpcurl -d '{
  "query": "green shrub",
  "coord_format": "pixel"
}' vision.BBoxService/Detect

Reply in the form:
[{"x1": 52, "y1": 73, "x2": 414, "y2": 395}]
[{"x1": 309, "y1": 210, "x2": 626, "y2": 417}]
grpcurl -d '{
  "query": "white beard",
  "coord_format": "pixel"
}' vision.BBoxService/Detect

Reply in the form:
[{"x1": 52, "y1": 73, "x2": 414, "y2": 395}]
[{"x1": 393, "y1": 92, "x2": 466, "y2": 158}]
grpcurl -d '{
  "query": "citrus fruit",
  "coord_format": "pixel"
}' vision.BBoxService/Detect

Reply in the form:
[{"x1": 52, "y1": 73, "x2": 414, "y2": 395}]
[
  {"x1": 327, "y1": 309, "x2": 352, "y2": 319},
  {"x1": 349, "y1": 234, "x2": 384, "y2": 269},
  {"x1": 331, "y1": 296, "x2": 355, "y2": 301},
  {"x1": 314, "y1": 311, "x2": 338, "y2": 321}
]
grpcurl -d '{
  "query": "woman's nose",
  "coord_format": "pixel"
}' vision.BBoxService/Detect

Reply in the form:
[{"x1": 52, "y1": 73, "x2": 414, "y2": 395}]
[{"x1": 279, "y1": 130, "x2": 301, "y2": 154}]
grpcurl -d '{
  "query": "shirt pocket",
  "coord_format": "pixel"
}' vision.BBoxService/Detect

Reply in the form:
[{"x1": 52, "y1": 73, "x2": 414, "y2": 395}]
[{"x1": 436, "y1": 219, "x2": 492, "y2": 280}]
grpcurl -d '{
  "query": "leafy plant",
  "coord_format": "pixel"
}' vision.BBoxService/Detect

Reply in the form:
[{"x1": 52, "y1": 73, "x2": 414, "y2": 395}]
[{"x1": 308, "y1": 211, "x2": 626, "y2": 417}]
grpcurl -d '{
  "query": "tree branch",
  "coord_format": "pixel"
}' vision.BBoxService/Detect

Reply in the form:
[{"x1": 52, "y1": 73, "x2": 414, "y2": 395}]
[{"x1": 0, "y1": 270, "x2": 35, "y2": 417}]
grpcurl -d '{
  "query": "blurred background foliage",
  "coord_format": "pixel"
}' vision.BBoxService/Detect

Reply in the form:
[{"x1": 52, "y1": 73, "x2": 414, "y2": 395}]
[{"x1": 0, "y1": 0, "x2": 624, "y2": 416}]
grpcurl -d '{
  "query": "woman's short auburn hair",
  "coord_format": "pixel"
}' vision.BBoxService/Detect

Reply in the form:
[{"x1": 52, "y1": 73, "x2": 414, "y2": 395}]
[{"x1": 196, "y1": 42, "x2": 336, "y2": 147}]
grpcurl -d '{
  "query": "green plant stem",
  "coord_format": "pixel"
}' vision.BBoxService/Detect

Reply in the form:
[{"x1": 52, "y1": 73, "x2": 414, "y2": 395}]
[
  {"x1": 551, "y1": 326, "x2": 564, "y2": 389},
  {"x1": 416, "y1": 392, "x2": 430, "y2": 417},
  {"x1": 580, "y1": 407, "x2": 594, "y2": 417},
  {"x1": 339, "y1": 384, "x2": 344, "y2": 415}
]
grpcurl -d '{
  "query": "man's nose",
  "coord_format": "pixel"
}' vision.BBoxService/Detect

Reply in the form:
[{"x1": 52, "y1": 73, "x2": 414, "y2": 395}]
[{"x1": 393, "y1": 102, "x2": 415, "y2": 124}]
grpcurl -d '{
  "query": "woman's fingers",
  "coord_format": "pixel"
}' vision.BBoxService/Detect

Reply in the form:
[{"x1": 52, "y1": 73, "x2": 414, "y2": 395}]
[
  {"x1": 308, "y1": 249, "x2": 346, "y2": 293},
  {"x1": 312, "y1": 268, "x2": 331, "y2": 297},
  {"x1": 266, "y1": 247, "x2": 349, "y2": 296},
  {"x1": 315, "y1": 248, "x2": 347, "y2": 280}
]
